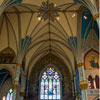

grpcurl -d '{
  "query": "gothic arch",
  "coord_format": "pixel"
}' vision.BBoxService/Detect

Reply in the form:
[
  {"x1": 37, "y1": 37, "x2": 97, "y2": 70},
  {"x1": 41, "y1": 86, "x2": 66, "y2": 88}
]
[{"x1": 39, "y1": 64, "x2": 62, "y2": 100}]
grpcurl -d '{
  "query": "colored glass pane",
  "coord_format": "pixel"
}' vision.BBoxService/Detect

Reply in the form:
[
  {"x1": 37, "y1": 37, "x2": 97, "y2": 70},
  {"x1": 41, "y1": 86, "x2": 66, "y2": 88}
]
[
  {"x1": 40, "y1": 67, "x2": 61, "y2": 100},
  {"x1": 6, "y1": 89, "x2": 13, "y2": 100}
]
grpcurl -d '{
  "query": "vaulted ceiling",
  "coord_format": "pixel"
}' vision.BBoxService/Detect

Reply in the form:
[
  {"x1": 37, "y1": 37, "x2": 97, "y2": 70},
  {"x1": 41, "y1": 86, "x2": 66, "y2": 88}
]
[{"x1": 0, "y1": 0, "x2": 99, "y2": 77}]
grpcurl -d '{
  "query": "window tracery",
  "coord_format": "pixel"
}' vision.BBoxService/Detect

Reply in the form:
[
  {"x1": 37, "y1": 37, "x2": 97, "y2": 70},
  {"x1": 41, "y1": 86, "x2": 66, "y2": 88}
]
[
  {"x1": 6, "y1": 89, "x2": 13, "y2": 100},
  {"x1": 40, "y1": 67, "x2": 61, "y2": 100}
]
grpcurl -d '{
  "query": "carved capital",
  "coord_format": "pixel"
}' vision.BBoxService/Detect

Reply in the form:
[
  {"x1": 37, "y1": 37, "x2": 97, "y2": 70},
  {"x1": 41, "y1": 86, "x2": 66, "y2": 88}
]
[
  {"x1": 13, "y1": 83, "x2": 19, "y2": 90},
  {"x1": 93, "y1": 13, "x2": 99, "y2": 20},
  {"x1": 74, "y1": 91, "x2": 77, "y2": 96},
  {"x1": 16, "y1": 63, "x2": 22, "y2": 67},
  {"x1": 80, "y1": 81, "x2": 88, "y2": 90},
  {"x1": 77, "y1": 63, "x2": 84, "y2": 67}
]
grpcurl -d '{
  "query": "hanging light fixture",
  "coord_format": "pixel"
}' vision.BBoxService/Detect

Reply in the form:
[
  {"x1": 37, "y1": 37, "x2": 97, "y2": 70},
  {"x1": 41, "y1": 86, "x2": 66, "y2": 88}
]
[{"x1": 37, "y1": 0, "x2": 60, "y2": 22}]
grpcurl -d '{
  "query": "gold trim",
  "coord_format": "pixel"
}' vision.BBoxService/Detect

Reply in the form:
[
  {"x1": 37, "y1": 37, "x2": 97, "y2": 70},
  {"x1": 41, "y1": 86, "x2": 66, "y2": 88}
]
[
  {"x1": 72, "y1": 96, "x2": 76, "y2": 99},
  {"x1": 77, "y1": 63, "x2": 84, "y2": 67},
  {"x1": 93, "y1": 13, "x2": 99, "y2": 20},
  {"x1": 13, "y1": 84, "x2": 19, "y2": 90},
  {"x1": 16, "y1": 63, "x2": 22, "y2": 67},
  {"x1": 74, "y1": 92, "x2": 77, "y2": 96},
  {"x1": 80, "y1": 80, "x2": 87, "y2": 84},
  {"x1": 80, "y1": 83, "x2": 88, "y2": 90}
]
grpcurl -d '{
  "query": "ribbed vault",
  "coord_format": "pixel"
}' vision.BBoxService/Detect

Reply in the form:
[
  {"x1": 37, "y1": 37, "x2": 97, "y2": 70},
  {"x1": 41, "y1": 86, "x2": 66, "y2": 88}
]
[{"x1": 1, "y1": 0, "x2": 97, "y2": 78}]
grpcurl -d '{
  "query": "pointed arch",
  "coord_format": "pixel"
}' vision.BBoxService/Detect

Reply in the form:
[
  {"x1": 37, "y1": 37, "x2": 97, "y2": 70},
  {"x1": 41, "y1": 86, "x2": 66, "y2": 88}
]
[{"x1": 39, "y1": 64, "x2": 62, "y2": 100}]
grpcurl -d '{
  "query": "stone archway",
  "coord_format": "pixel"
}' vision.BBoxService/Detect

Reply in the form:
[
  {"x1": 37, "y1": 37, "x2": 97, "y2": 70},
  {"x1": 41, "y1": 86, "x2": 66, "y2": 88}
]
[{"x1": 28, "y1": 54, "x2": 73, "y2": 100}]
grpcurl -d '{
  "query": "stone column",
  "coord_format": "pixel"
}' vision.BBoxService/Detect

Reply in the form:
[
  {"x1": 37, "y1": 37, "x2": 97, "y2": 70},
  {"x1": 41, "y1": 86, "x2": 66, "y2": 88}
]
[
  {"x1": 20, "y1": 92, "x2": 25, "y2": 100},
  {"x1": 12, "y1": 63, "x2": 22, "y2": 100},
  {"x1": 73, "y1": 75, "x2": 77, "y2": 100},
  {"x1": 93, "y1": 77, "x2": 96, "y2": 89},
  {"x1": 93, "y1": 13, "x2": 100, "y2": 29},
  {"x1": 71, "y1": 79, "x2": 75, "y2": 99},
  {"x1": 77, "y1": 63, "x2": 88, "y2": 100},
  {"x1": 20, "y1": 74, "x2": 27, "y2": 100},
  {"x1": 25, "y1": 78, "x2": 29, "y2": 100},
  {"x1": 19, "y1": 74, "x2": 26, "y2": 100}
]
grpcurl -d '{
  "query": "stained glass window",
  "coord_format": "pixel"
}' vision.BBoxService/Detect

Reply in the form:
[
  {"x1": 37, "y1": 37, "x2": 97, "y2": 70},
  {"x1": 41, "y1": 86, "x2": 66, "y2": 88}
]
[
  {"x1": 40, "y1": 68, "x2": 61, "y2": 100},
  {"x1": 6, "y1": 89, "x2": 13, "y2": 100}
]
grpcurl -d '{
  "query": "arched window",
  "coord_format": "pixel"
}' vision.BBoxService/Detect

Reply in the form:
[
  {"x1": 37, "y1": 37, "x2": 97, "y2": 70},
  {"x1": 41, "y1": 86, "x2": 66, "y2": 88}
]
[
  {"x1": 88, "y1": 75, "x2": 94, "y2": 89},
  {"x1": 6, "y1": 89, "x2": 13, "y2": 100},
  {"x1": 40, "y1": 67, "x2": 61, "y2": 100},
  {"x1": 95, "y1": 75, "x2": 99, "y2": 89},
  {"x1": 2, "y1": 96, "x2": 6, "y2": 100}
]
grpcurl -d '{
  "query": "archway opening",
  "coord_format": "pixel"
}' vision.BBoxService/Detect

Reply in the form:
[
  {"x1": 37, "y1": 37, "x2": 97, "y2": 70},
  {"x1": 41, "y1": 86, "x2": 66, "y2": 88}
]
[{"x1": 40, "y1": 65, "x2": 61, "y2": 100}]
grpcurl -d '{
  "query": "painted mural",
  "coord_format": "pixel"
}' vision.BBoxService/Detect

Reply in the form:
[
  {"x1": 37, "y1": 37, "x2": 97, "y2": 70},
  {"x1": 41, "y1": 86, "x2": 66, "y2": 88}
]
[{"x1": 84, "y1": 49, "x2": 99, "y2": 70}]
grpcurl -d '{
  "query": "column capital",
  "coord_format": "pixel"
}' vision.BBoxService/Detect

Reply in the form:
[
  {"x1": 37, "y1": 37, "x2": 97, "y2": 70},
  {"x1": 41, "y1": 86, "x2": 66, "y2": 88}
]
[
  {"x1": 93, "y1": 13, "x2": 99, "y2": 20},
  {"x1": 80, "y1": 80, "x2": 88, "y2": 90},
  {"x1": 16, "y1": 63, "x2": 22, "y2": 67},
  {"x1": 80, "y1": 83, "x2": 88, "y2": 90},
  {"x1": 13, "y1": 83, "x2": 19, "y2": 90},
  {"x1": 77, "y1": 62, "x2": 84, "y2": 67},
  {"x1": 80, "y1": 80, "x2": 87, "y2": 84},
  {"x1": 13, "y1": 80, "x2": 19, "y2": 90},
  {"x1": 74, "y1": 91, "x2": 77, "y2": 96}
]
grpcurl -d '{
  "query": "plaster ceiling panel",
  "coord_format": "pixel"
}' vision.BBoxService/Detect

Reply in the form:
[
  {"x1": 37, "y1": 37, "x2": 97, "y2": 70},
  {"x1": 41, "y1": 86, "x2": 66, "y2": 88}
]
[
  {"x1": 90, "y1": 0, "x2": 95, "y2": 4},
  {"x1": 27, "y1": 53, "x2": 45, "y2": 75},
  {"x1": 64, "y1": 12, "x2": 77, "y2": 36},
  {"x1": 20, "y1": 13, "x2": 32, "y2": 38},
  {"x1": 0, "y1": 0, "x2": 4, "y2": 5},
  {"x1": 50, "y1": 25, "x2": 69, "y2": 41},
  {"x1": 0, "y1": 18, "x2": 8, "y2": 51},
  {"x1": 22, "y1": 4, "x2": 39, "y2": 12},
  {"x1": 31, "y1": 25, "x2": 49, "y2": 42},
  {"x1": 57, "y1": 3, "x2": 74, "y2": 11},
  {"x1": 67, "y1": 4, "x2": 81, "y2": 11},
  {"x1": 50, "y1": 32, "x2": 67, "y2": 45},
  {"x1": 31, "y1": 33, "x2": 49, "y2": 46},
  {"x1": 26, "y1": 13, "x2": 40, "y2": 36},
  {"x1": 0, "y1": 15, "x2": 3, "y2": 29},
  {"x1": 50, "y1": 19, "x2": 69, "y2": 38},
  {"x1": 57, "y1": 12, "x2": 72, "y2": 37},
  {"x1": 6, "y1": 13, "x2": 19, "y2": 45},
  {"x1": 54, "y1": 42, "x2": 73, "y2": 60},
  {"x1": 23, "y1": 0, "x2": 74, "y2": 7},
  {"x1": 5, "y1": 6, "x2": 16, "y2": 12},
  {"x1": 14, "y1": 5, "x2": 31, "y2": 12},
  {"x1": 31, "y1": 20, "x2": 48, "y2": 38},
  {"x1": 49, "y1": 0, "x2": 74, "y2": 7},
  {"x1": 7, "y1": 19, "x2": 17, "y2": 54},
  {"x1": 53, "y1": 52, "x2": 73, "y2": 76},
  {"x1": 25, "y1": 42, "x2": 45, "y2": 68}
]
